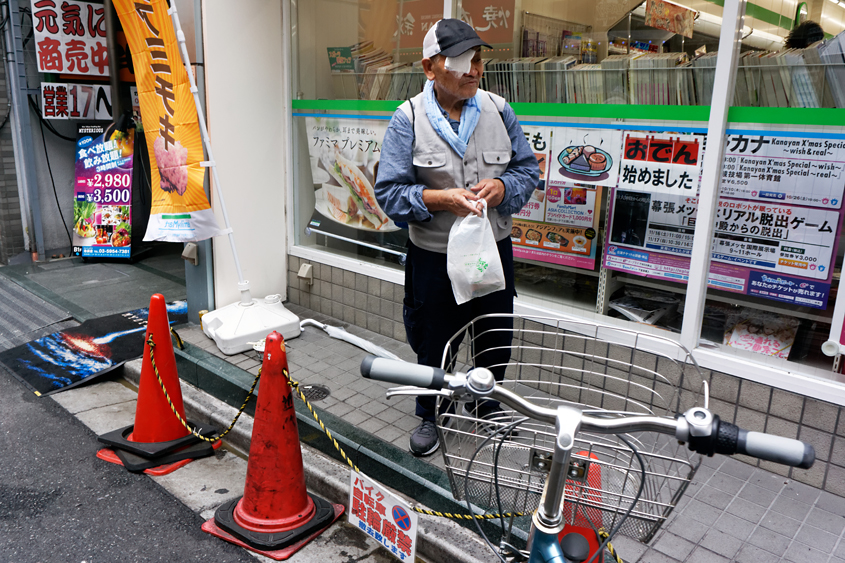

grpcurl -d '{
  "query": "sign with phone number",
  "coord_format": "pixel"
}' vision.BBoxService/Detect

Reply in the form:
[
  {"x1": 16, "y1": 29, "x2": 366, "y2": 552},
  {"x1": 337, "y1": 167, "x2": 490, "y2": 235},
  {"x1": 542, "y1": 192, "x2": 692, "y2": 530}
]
[{"x1": 72, "y1": 123, "x2": 134, "y2": 259}]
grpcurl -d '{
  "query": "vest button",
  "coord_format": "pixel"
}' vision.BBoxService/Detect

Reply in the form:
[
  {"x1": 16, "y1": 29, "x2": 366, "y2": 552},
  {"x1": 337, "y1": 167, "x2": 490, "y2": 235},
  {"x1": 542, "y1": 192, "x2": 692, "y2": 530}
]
[
  {"x1": 465, "y1": 182, "x2": 470, "y2": 187},
  {"x1": 427, "y1": 160, "x2": 432, "y2": 165},
  {"x1": 497, "y1": 156, "x2": 500, "y2": 161}
]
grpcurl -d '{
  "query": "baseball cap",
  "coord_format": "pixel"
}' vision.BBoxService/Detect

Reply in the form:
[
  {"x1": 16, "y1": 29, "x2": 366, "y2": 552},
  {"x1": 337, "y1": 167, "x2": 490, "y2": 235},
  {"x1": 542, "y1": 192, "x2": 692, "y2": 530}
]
[{"x1": 422, "y1": 19, "x2": 491, "y2": 59}]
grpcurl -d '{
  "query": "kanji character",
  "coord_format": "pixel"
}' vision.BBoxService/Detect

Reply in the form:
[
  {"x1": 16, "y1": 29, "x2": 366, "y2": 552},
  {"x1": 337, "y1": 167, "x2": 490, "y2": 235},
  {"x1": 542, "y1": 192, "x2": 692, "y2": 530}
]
[
  {"x1": 54, "y1": 85, "x2": 68, "y2": 117},
  {"x1": 37, "y1": 37, "x2": 63, "y2": 72},
  {"x1": 367, "y1": 508, "x2": 382, "y2": 533},
  {"x1": 351, "y1": 496, "x2": 366, "y2": 519},
  {"x1": 65, "y1": 39, "x2": 89, "y2": 73},
  {"x1": 381, "y1": 520, "x2": 397, "y2": 543},
  {"x1": 662, "y1": 201, "x2": 675, "y2": 213},
  {"x1": 651, "y1": 200, "x2": 662, "y2": 212},
  {"x1": 397, "y1": 529, "x2": 412, "y2": 556},
  {"x1": 61, "y1": 1, "x2": 85, "y2": 36},
  {"x1": 90, "y1": 42, "x2": 109, "y2": 74},
  {"x1": 622, "y1": 165, "x2": 637, "y2": 184},
  {"x1": 34, "y1": 0, "x2": 59, "y2": 34}
]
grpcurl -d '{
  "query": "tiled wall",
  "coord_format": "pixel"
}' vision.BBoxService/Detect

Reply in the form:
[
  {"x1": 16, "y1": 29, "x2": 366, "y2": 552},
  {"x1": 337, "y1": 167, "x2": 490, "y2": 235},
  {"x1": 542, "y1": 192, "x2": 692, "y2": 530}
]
[
  {"x1": 0, "y1": 61, "x2": 25, "y2": 264},
  {"x1": 286, "y1": 254, "x2": 845, "y2": 497}
]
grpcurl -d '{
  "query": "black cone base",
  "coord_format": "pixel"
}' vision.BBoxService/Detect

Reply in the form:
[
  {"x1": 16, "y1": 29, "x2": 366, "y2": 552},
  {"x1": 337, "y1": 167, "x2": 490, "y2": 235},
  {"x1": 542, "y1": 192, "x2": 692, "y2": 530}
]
[
  {"x1": 97, "y1": 422, "x2": 217, "y2": 458},
  {"x1": 115, "y1": 440, "x2": 215, "y2": 472},
  {"x1": 214, "y1": 494, "x2": 336, "y2": 550}
]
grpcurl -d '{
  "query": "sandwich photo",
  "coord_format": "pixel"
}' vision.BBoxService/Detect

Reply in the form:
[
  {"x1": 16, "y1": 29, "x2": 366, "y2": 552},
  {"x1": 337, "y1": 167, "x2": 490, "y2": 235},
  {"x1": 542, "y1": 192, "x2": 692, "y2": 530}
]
[{"x1": 321, "y1": 147, "x2": 388, "y2": 230}]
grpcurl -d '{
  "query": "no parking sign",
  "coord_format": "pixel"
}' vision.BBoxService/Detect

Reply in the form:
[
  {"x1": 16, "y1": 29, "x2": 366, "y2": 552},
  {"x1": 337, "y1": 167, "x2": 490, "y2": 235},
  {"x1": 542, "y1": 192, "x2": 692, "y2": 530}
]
[{"x1": 348, "y1": 471, "x2": 418, "y2": 561}]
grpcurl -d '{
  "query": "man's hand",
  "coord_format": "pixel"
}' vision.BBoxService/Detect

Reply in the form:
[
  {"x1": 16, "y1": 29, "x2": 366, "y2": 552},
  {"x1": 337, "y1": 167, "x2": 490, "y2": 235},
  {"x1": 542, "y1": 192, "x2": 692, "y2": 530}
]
[
  {"x1": 471, "y1": 178, "x2": 505, "y2": 208},
  {"x1": 423, "y1": 188, "x2": 483, "y2": 217}
]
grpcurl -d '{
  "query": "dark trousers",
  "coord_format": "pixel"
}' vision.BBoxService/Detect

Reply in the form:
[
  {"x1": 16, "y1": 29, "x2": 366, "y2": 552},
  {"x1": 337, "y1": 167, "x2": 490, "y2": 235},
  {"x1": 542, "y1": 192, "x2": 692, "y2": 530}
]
[{"x1": 403, "y1": 237, "x2": 515, "y2": 422}]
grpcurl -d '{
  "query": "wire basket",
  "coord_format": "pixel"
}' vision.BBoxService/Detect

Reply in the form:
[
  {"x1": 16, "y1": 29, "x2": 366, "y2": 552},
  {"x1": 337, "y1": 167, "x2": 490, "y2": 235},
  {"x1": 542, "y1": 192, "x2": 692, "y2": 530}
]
[{"x1": 436, "y1": 314, "x2": 705, "y2": 543}]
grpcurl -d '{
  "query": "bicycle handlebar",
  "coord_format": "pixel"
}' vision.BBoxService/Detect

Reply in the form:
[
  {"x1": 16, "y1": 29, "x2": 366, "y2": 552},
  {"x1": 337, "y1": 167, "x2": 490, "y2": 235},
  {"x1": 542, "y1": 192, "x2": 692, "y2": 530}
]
[{"x1": 360, "y1": 356, "x2": 815, "y2": 470}]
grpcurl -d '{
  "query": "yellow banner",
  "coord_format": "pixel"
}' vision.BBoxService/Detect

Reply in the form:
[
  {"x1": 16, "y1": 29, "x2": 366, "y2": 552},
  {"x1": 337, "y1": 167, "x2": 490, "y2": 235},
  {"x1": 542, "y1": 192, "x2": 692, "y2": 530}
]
[{"x1": 114, "y1": 0, "x2": 220, "y2": 241}]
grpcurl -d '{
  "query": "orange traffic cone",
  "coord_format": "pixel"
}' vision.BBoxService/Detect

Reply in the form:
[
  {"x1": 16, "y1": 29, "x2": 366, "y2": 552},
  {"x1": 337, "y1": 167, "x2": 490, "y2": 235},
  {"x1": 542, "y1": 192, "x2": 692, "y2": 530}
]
[
  {"x1": 202, "y1": 331, "x2": 343, "y2": 560},
  {"x1": 97, "y1": 294, "x2": 219, "y2": 475}
]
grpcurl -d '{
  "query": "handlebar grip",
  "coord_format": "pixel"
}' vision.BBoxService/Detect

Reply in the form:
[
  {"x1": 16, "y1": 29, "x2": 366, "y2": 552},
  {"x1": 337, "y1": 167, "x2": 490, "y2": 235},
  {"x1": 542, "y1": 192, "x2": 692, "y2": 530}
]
[
  {"x1": 739, "y1": 430, "x2": 815, "y2": 470},
  {"x1": 360, "y1": 356, "x2": 446, "y2": 390},
  {"x1": 690, "y1": 416, "x2": 815, "y2": 469}
]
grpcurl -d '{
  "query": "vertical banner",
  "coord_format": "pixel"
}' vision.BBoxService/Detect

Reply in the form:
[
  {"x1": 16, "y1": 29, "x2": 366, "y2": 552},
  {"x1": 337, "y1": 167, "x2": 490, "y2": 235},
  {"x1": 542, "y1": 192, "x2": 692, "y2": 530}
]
[
  {"x1": 72, "y1": 124, "x2": 134, "y2": 258},
  {"x1": 113, "y1": 0, "x2": 220, "y2": 242}
]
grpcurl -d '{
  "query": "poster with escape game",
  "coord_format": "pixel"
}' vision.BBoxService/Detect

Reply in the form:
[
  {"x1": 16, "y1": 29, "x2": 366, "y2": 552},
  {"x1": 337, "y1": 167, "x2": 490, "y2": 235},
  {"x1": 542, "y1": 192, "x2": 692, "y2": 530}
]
[
  {"x1": 304, "y1": 117, "x2": 407, "y2": 255},
  {"x1": 605, "y1": 130, "x2": 843, "y2": 310},
  {"x1": 512, "y1": 126, "x2": 602, "y2": 270},
  {"x1": 72, "y1": 124, "x2": 134, "y2": 258}
]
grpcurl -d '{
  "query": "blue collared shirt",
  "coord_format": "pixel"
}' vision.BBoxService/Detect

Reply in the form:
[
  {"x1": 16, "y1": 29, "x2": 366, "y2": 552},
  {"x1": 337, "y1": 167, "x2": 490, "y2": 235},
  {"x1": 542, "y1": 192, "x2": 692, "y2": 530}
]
[{"x1": 374, "y1": 96, "x2": 539, "y2": 224}]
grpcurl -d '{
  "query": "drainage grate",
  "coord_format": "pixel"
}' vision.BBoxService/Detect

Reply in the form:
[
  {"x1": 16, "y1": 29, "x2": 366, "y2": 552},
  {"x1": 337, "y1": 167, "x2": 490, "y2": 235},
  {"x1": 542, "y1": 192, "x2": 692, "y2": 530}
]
[{"x1": 301, "y1": 384, "x2": 331, "y2": 402}]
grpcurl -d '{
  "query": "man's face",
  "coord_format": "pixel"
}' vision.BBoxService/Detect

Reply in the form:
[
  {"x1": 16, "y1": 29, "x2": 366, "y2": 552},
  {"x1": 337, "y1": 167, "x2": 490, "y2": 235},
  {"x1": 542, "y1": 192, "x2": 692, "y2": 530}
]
[{"x1": 424, "y1": 49, "x2": 483, "y2": 101}]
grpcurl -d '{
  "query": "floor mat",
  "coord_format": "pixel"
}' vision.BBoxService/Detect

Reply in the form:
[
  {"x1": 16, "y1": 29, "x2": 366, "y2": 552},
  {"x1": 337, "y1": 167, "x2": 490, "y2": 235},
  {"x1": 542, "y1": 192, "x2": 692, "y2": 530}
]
[{"x1": 0, "y1": 301, "x2": 188, "y2": 396}]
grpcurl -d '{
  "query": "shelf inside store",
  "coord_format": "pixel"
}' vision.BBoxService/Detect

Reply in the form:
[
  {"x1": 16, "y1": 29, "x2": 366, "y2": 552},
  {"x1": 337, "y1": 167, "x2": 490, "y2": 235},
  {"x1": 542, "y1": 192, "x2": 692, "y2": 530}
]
[{"x1": 611, "y1": 272, "x2": 835, "y2": 325}]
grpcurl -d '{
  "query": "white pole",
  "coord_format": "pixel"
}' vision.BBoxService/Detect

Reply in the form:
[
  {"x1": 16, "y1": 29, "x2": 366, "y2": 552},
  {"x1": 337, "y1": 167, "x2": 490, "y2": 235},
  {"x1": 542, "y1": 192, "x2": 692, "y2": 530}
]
[
  {"x1": 168, "y1": 4, "x2": 252, "y2": 305},
  {"x1": 679, "y1": 0, "x2": 746, "y2": 351}
]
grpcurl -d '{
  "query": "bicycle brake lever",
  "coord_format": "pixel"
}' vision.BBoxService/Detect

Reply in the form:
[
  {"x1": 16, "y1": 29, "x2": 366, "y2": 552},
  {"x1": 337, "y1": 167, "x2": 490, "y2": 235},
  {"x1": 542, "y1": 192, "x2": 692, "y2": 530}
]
[{"x1": 385, "y1": 388, "x2": 453, "y2": 399}]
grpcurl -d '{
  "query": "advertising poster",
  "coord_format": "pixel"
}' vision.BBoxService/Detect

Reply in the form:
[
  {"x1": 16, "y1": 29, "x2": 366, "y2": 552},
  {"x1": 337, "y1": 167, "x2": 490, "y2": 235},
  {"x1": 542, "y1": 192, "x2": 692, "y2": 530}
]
[
  {"x1": 644, "y1": 0, "x2": 695, "y2": 39},
  {"x1": 513, "y1": 126, "x2": 602, "y2": 270},
  {"x1": 349, "y1": 472, "x2": 417, "y2": 562},
  {"x1": 305, "y1": 117, "x2": 407, "y2": 254},
  {"x1": 619, "y1": 132, "x2": 704, "y2": 196},
  {"x1": 114, "y1": 0, "x2": 221, "y2": 243},
  {"x1": 31, "y1": 0, "x2": 109, "y2": 77},
  {"x1": 604, "y1": 190, "x2": 841, "y2": 309},
  {"x1": 41, "y1": 82, "x2": 112, "y2": 120},
  {"x1": 547, "y1": 128, "x2": 623, "y2": 188},
  {"x1": 459, "y1": 0, "x2": 516, "y2": 45},
  {"x1": 72, "y1": 124, "x2": 134, "y2": 259},
  {"x1": 720, "y1": 134, "x2": 845, "y2": 209}
]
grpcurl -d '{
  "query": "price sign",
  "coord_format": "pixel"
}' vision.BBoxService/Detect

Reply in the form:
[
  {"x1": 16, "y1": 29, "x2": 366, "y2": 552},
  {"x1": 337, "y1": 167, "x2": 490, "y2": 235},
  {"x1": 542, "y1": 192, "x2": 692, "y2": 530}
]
[{"x1": 72, "y1": 123, "x2": 135, "y2": 259}]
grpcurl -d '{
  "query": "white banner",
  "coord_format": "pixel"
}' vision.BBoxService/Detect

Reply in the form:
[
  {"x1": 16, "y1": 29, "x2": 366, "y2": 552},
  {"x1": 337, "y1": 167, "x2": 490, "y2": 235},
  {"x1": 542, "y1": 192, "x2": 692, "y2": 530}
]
[
  {"x1": 31, "y1": 0, "x2": 109, "y2": 77},
  {"x1": 41, "y1": 82, "x2": 112, "y2": 120},
  {"x1": 348, "y1": 471, "x2": 417, "y2": 562}
]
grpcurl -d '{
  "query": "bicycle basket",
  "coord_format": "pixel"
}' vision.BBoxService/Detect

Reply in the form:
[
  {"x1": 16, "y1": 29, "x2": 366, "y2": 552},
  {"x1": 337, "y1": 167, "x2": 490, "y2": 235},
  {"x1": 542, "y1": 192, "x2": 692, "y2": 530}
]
[{"x1": 436, "y1": 314, "x2": 705, "y2": 543}]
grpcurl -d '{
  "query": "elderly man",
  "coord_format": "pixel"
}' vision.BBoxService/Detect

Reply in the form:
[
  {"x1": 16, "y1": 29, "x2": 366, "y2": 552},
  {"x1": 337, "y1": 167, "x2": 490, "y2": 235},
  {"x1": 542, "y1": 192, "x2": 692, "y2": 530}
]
[{"x1": 374, "y1": 19, "x2": 539, "y2": 456}]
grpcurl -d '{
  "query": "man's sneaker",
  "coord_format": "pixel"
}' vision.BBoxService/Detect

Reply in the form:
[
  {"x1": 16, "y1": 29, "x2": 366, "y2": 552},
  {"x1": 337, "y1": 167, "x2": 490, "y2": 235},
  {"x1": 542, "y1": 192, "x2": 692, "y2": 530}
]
[{"x1": 409, "y1": 420, "x2": 440, "y2": 456}]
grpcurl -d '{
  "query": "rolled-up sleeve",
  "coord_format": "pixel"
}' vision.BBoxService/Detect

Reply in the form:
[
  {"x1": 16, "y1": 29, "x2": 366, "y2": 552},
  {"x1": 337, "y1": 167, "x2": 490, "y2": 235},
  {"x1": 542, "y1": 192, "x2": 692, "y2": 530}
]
[
  {"x1": 495, "y1": 103, "x2": 540, "y2": 217},
  {"x1": 374, "y1": 110, "x2": 433, "y2": 223}
]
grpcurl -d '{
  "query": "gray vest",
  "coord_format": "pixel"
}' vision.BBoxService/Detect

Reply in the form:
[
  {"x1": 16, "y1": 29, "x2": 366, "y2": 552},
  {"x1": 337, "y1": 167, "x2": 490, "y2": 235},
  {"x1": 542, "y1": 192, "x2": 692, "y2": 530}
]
[{"x1": 399, "y1": 89, "x2": 513, "y2": 253}]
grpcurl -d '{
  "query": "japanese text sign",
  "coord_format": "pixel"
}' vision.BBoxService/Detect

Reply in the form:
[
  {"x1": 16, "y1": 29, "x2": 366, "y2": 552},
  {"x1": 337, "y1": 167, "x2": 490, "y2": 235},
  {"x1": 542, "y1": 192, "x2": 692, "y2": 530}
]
[
  {"x1": 41, "y1": 82, "x2": 112, "y2": 120},
  {"x1": 349, "y1": 471, "x2": 417, "y2": 562},
  {"x1": 619, "y1": 133, "x2": 704, "y2": 196},
  {"x1": 459, "y1": 0, "x2": 515, "y2": 45},
  {"x1": 114, "y1": 0, "x2": 220, "y2": 243},
  {"x1": 31, "y1": 0, "x2": 109, "y2": 77},
  {"x1": 721, "y1": 134, "x2": 845, "y2": 209},
  {"x1": 327, "y1": 47, "x2": 354, "y2": 71}
]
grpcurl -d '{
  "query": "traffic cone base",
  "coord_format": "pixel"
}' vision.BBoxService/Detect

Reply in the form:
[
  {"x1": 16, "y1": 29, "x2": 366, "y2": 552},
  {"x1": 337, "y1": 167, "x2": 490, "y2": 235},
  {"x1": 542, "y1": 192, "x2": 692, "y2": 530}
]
[
  {"x1": 96, "y1": 440, "x2": 222, "y2": 476},
  {"x1": 202, "y1": 499, "x2": 344, "y2": 560},
  {"x1": 97, "y1": 422, "x2": 213, "y2": 458}
]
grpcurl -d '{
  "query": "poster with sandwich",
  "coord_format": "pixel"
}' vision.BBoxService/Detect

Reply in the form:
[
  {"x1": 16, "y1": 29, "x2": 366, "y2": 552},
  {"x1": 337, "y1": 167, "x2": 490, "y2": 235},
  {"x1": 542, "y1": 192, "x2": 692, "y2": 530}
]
[{"x1": 305, "y1": 117, "x2": 407, "y2": 254}]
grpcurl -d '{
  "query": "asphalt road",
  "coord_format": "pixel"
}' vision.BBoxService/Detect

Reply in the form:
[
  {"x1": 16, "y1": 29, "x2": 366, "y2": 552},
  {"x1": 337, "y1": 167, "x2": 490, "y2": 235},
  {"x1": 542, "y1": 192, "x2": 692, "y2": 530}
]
[{"x1": 0, "y1": 279, "x2": 256, "y2": 563}]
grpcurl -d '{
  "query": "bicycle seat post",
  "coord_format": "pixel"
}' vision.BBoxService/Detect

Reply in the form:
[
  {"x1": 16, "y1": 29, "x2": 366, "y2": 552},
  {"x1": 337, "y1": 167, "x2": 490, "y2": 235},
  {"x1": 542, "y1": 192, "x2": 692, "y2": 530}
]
[{"x1": 534, "y1": 405, "x2": 583, "y2": 534}]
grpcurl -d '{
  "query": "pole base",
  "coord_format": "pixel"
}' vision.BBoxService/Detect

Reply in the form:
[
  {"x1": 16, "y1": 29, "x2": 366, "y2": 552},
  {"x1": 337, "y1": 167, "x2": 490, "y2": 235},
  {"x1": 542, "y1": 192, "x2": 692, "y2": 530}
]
[
  {"x1": 97, "y1": 422, "x2": 217, "y2": 458},
  {"x1": 202, "y1": 502, "x2": 344, "y2": 561},
  {"x1": 97, "y1": 440, "x2": 221, "y2": 476}
]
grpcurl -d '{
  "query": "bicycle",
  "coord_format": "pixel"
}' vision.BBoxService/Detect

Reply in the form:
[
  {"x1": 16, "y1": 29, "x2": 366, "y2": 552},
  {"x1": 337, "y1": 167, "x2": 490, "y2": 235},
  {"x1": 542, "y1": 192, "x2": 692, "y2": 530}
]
[{"x1": 360, "y1": 314, "x2": 814, "y2": 563}]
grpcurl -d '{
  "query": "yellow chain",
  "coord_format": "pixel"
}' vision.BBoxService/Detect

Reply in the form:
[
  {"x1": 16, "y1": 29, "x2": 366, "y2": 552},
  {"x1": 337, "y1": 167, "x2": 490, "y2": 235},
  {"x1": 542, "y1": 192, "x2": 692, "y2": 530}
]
[
  {"x1": 147, "y1": 334, "x2": 259, "y2": 443},
  {"x1": 599, "y1": 528, "x2": 624, "y2": 563},
  {"x1": 148, "y1": 334, "x2": 524, "y2": 521}
]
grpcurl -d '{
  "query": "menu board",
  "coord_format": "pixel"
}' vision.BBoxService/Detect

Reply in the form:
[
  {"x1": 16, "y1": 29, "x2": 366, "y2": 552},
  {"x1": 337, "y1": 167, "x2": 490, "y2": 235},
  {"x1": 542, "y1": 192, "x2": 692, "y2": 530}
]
[
  {"x1": 512, "y1": 127, "x2": 602, "y2": 270},
  {"x1": 72, "y1": 124, "x2": 134, "y2": 259}
]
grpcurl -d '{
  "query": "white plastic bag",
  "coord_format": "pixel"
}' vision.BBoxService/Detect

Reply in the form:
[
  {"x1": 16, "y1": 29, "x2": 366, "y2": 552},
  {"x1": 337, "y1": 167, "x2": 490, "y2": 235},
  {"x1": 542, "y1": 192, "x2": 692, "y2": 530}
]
[{"x1": 446, "y1": 200, "x2": 506, "y2": 305}]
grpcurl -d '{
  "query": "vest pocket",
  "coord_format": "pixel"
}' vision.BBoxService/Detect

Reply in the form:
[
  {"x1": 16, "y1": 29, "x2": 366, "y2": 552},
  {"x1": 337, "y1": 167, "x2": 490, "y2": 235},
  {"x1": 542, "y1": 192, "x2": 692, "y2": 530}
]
[
  {"x1": 482, "y1": 150, "x2": 511, "y2": 165},
  {"x1": 413, "y1": 151, "x2": 447, "y2": 168}
]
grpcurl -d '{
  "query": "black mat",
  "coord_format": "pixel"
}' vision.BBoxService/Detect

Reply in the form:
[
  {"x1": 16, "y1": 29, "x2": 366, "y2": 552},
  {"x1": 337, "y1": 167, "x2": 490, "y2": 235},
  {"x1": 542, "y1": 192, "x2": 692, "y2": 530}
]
[{"x1": 0, "y1": 301, "x2": 188, "y2": 396}]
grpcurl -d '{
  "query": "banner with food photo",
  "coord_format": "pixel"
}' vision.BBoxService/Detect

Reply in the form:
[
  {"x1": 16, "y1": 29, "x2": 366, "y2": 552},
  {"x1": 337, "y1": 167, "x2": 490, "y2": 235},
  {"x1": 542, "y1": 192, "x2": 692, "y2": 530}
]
[
  {"x1": 547, "y1": 127, "x2": 623, "y2": 188},
  {"x1": 72, "y1": 124, "x2": 134, "y2": 258},
  {"x1": 304, "y1": 117, "x2": 407, "y2": 255},
  {"x1": 512, "y1": 127, "x2": 602, "y2": 270},
  {"x1": 114, "y1": 0, "x2": 220, "y2": 243}
]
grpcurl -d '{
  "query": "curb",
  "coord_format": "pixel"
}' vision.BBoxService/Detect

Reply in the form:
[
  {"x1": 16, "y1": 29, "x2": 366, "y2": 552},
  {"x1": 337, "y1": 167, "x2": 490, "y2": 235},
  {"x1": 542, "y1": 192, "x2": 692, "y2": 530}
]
[{"x1": 123, "y1": 359, "x2": 494, "y2": 563}]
